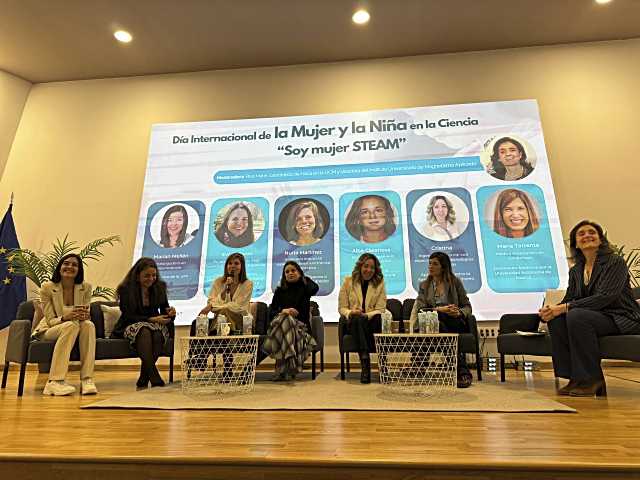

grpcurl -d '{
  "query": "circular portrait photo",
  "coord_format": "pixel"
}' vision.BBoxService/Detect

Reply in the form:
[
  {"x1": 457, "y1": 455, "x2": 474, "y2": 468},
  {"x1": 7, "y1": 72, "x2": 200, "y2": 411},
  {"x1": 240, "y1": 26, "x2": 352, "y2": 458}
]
[
  {"x1": 279, "y1": 198, "x2": 330, "y2": 247},
  {"x1": 345, "y1": 194, "x2": 397, "y2": 244},
  {"x1": 411, "y1": 191, "x2": 469, "y2": 242},
  {"x1": 213, "y1": 201, "x2": 265, "y2": 248},
  {"x1": 150, "y1": 203, "x2": 201, "y2": 249},
  {"x1": 485, "y1": 188, "x2": 541, "y2": 239},
  {"x1": 482, "y1": 135, "x2": 536, "y2": 181}
]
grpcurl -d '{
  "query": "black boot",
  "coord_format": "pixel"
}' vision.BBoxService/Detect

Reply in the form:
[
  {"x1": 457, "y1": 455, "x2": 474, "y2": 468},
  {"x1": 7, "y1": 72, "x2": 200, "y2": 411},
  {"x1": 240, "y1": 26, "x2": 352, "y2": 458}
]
[{"x1": 360, "y1": 356, "x2": 371, "y2": 384}]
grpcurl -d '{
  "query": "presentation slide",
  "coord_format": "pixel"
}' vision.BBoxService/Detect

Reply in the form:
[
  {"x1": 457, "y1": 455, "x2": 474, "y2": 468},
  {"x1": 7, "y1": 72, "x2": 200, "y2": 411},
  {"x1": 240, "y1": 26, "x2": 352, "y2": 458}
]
[{"x1": 133, "y1": 99, "x2": 567, "y2": 325}]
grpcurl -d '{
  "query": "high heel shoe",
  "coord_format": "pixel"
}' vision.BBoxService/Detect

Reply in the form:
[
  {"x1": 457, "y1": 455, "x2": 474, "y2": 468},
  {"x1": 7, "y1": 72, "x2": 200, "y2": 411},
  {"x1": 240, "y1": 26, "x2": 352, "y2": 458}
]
[
  {"x1": 557, "y1": 379, "x2": 578, "y2": 396},
  {"x1": 569, "y1": 379, "x2": 607, "y2": 397}
]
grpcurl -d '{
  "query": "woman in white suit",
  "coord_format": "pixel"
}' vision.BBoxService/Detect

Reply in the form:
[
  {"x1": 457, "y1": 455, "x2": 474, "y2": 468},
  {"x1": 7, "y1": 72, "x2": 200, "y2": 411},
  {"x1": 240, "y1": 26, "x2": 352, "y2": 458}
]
[
  {"x1": 33, "y1": 254, "x2": 97, "y2": 396},
  {"x1": 338, "y1": 253, "x2": 387, "y2": 383}
]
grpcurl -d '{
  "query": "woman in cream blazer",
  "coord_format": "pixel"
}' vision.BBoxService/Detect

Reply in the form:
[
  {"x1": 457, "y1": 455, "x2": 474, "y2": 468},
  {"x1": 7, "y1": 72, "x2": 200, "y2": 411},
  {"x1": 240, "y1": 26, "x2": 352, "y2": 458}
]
[
  {"x1": 338, "y1": 252, "x2": 387, "y2": 383},
  {"x1": 34, "y1": 254, "x2": 97, "y2": 396}
]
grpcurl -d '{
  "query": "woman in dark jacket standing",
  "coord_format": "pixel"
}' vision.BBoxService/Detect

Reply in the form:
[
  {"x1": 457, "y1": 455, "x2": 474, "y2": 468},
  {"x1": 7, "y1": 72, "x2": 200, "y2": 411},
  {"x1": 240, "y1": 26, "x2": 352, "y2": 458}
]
[{"x1": 540, "y1": 220, "x2": 640, "y2": 397}]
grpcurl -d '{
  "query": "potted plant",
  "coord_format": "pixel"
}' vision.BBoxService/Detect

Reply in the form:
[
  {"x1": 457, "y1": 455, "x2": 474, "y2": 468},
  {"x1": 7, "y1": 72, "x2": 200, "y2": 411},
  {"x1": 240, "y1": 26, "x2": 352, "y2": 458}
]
[{"x1": 6, "y1": 234, "x2": 121, "y2": 299}]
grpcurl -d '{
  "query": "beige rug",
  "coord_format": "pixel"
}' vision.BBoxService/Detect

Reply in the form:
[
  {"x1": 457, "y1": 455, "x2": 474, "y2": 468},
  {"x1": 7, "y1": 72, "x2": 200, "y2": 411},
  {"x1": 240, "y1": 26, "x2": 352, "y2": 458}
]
[{"x1": 84, "y1": 373, "x2": 575, "y2": 412}]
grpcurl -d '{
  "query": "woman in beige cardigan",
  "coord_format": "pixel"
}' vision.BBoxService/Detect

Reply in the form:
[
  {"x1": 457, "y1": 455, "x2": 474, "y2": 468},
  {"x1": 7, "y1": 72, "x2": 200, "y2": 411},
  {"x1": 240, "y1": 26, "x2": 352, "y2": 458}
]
[
  {"x1": 199, "y1": 252, "x2": 253, "y2": 333},
  {"x1": 34, "y1": 254, "x2": 97, "y2": 396},
  {"x1": 338, "y1": 253, "x2": 387, "y2": 383}
]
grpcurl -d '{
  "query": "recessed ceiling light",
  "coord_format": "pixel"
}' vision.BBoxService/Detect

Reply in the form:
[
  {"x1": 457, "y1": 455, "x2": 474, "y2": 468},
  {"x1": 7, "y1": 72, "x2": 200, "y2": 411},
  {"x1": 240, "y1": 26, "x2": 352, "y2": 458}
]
[
  {"x1": 595, "y1": 0, "x2": 612, "y2": 4},
  {"x1": 114, "y1": 30, "x2": 133, "y2": 43},
  {"x1": 352, "y1": 9, "x2": 370, "y2": 25}
]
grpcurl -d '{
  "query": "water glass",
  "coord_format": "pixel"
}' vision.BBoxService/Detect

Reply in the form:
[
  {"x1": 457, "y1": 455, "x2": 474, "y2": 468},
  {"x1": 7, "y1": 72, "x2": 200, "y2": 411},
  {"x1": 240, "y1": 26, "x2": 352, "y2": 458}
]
[{"x1": 242, "y1": 314, "x2": 253, "y2": 335}]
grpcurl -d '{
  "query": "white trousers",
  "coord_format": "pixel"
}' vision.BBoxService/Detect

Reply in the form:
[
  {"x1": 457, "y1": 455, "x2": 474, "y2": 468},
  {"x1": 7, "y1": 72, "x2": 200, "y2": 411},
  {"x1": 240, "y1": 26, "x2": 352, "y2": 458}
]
[{"x1": 42, "y1": 321, "x2": 96, "y2": 381}]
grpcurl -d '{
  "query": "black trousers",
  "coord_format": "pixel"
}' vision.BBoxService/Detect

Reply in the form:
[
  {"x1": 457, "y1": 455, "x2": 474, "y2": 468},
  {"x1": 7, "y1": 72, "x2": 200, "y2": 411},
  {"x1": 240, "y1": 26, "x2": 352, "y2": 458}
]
[
  {"x1": 548, "y1": 308, "x2": 619, "y2": 383},
  {"x1": 437, "y1": 312, "x2": 470, "y2": 375},
  {"x1": 345, "y1": 313, "x2": 382, "y2": 356}
]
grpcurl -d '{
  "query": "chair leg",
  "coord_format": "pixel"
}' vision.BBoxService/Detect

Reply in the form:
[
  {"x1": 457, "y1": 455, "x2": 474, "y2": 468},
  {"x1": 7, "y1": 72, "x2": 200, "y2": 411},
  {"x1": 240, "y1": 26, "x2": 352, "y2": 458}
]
[
  {"x1": 340, "y1": 351, "x2": 345, "y2": 380},
  {"x1": 500, "y1": 353, "x2": 506, "y2": 382},
  {"x1": 1, "y1": 362, "x2": 9, "y2": 389},
  {"x1": 312, "y1": 351, "x2": 317, "y2": 380},
  {"x1": 346, "y1": 354, "x2": 351, "y2": 372},
  {"x1": 169, "y1": 354, "x2": 174, "y2": 383},
  {"x1": 476, "y1": 353, "x2": 483, "y2": 382},
  {"x1": 17, "y1": 362, "x2": 27, "y2": 397},
  {"x1": 320, "y1": 348, "x2": 324, "y2": 372}
]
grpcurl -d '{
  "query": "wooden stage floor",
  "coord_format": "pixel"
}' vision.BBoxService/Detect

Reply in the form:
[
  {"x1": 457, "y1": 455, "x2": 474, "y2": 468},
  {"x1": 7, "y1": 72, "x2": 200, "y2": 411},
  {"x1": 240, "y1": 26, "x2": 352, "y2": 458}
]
[{"x1": 1, "y1": 366, "x2": 639, "y2": 480}]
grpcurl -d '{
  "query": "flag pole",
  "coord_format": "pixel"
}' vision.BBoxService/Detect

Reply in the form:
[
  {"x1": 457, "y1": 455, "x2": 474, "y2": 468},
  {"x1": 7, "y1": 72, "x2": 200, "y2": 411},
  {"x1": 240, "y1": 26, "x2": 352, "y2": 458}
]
[{"x1": 10, "y1": 192, "x2": 14, "y2": 205}]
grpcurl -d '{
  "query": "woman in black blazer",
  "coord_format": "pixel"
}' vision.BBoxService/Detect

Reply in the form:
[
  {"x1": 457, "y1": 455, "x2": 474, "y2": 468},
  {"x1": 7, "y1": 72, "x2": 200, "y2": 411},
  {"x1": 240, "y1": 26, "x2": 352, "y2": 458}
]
[
  {"x1": 540, "y1": 220, "x2": 640, "y2": 397},
  {"x1": 112, "y1": 258, "x2": 175, "y2": 388}
]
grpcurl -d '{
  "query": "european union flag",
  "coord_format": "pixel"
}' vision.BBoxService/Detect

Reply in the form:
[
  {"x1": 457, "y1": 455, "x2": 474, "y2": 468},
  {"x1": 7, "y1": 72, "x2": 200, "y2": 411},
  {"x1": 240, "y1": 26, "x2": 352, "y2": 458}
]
[{"x1": 0, "y1": 203, "x2": 26, "y2": 329}]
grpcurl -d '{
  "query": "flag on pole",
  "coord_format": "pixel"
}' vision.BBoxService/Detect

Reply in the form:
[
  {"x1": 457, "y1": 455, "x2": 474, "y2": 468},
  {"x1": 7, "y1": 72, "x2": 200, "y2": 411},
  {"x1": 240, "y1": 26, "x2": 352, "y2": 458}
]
[{"x1": 0, "y1": 201, "x2": 26, "y2": 329}]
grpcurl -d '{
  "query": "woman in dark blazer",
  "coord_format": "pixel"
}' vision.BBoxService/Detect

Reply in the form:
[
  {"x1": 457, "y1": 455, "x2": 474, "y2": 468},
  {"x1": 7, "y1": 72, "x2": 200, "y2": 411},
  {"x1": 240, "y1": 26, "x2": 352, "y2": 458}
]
[
  {"x1": 112, "y1": 257, "x2": 175, "y2": 388},
  {"x1": 409, "y1": 251, "x2": 473, "y2": 388},
  {"x1": 540, "y1": 220, "x2": 640, "y2": 397}
]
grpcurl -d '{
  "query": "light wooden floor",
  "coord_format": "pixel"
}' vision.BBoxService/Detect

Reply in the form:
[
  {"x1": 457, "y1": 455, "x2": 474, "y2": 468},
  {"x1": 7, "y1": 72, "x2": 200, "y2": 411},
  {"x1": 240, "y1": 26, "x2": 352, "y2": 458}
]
[{"x1": 1, "y1": 365, "x2": 639, "y2": 480}]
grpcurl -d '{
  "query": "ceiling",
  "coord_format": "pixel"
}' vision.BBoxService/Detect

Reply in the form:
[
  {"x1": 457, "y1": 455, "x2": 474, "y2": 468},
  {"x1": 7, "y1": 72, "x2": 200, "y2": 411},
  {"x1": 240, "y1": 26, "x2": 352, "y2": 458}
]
[{"x1": 2, "y1": 0, "x2": 639, "y2": 83}]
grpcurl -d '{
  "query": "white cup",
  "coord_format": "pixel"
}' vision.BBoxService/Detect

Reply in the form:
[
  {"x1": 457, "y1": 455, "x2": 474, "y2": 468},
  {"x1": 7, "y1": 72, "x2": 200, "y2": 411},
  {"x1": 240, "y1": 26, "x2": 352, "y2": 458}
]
[
  {"x1": 382, "y1": 311, "x2": 393, "y2": 334},
  {"x1": 418, "y1": 311, "x2": 428, "y2": 334}
]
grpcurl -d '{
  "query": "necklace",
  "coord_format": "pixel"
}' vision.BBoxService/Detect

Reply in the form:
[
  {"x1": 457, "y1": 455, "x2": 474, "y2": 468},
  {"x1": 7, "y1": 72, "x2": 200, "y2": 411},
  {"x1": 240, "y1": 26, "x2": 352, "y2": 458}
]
[{"x1": 505, "y1": 164, "x2": 525, "y2": 181}]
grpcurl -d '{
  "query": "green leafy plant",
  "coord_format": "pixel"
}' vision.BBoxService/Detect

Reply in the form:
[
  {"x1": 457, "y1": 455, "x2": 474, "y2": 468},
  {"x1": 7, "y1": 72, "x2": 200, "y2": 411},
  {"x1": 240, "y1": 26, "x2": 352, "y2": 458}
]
[
  {"x1": 6, "y1": 234, "x2": 121, "y2": 299},
  {"x1": 614, "y1": 245, "x2": 640, "y2": 289}
]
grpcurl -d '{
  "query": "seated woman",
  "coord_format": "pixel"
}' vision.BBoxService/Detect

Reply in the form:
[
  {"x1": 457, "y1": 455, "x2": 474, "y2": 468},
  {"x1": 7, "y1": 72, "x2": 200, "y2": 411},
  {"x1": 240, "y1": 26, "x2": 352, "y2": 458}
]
[
  {"x1": 198, "y1": 252, "x2": 253, "y2": 332},
  {"x1": 345, "y1": 195, "x2": 396, "y2": 244},
  {"x1": 423, "y1": 195, "x2": 461, "y2": 242},
  {"x1": 33, "y1": 254, "x2": 97, "y2": 396},
  {"x1": 493, "y1": 188, "x2": 540, "y2": 238},
  {"x1": 539, "y1": 220, "x2": 640, "y2": 397},
  {"x1": 338, "y1": 253, "x2": 387, "y2": 383},
  {"x1": 112, "y1": 257, "x2": 175, "y2": 388},
  {"x1": 263, "y1": 261, "x2": 319, "y2": 380},
  {"x1": 215, "y1": 202, "x2": 255, "y2": 248},
  {"x1": 409, "y1": 251, "x2": 473, "y2": 388},
  {"x1": 286, "y1": 200, "x2": 325, "y2": 246}
]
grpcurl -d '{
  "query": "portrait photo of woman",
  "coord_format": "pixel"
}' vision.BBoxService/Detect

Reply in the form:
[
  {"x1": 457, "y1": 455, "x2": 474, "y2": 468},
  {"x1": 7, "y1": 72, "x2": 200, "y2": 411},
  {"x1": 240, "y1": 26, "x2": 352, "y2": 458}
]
[
  {"x1": 152, "y1": 203, "x2": 200, "y2": 249},
  {"x1": 411, "y1": 191, "x2": 469, "y2": 242},
  {"x1": 282, "y1": 199, "x2": 328, "y2": 246},
  {"x1": 486, "y1": 136, "x2": 535, "y2": 181},
  {"x1": 214, "y1": 202, "x2": 263, "y2": 248},
  {"x1": 345, "y1": 194, "x2": 397, "y2": 244},
  {"x1": 492, "y1": 188, "x2": 540, "y2": 238}
]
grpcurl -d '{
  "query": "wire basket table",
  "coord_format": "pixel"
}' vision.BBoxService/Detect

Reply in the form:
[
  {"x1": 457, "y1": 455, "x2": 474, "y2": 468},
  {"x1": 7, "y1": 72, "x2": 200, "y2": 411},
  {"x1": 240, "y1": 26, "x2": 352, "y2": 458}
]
[
  {"x1": 180, "y1": 335, "x2": 259, "y2": 395},
  {"x1": 374, "y1": 333, "x2": 458, "y2": 396}
]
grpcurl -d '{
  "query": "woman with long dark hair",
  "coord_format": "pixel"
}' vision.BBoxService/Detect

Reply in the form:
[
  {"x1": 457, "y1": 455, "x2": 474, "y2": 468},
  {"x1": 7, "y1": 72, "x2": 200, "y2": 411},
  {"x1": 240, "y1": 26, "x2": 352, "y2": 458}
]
[
  {"x1": 338, "y1": 253, "x2": 387, "y2": 383},
  {"x1": 34, "y1": 253, "x2": 96, "y2": 396},
  {"x1": 112, "y1": 257, "x2": 175, "y2": 388},
  {"x1": 159, "y1": 204, "x2": 194, "y2": 248},
  {"x1": 198, "y1": 252, "x2": 253, "y2": 332},
  {"x1": 493, "y1": 188, "x2": 540, "y2": 238},
  {"x1": 263, "y1": 261, "x2": 319, "y2": 380},
  {"x1": 409, "y1": 251, "x2": 473, "y2": 388},
  {"x1": 539, "y1": 220, "x2": 640, "y2": 396},
  {"x1": 215, "y1": 203, "x2": 255, "y2": 248}
]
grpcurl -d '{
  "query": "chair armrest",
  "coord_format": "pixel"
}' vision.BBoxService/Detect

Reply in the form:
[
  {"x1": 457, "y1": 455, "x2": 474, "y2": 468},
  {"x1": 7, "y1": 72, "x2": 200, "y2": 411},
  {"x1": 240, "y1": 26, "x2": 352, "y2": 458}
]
[
  {"x1": 4, "y1": 319, "x2": 32, "y2": 363},
  {"x1": 499, "y1": 313, "x2": 540, "y2": 334},
  {"x1": 338, "y1": 315, "x2": 349, "y2": 352},
  {"x1": 466, "y1": 314, "x2": 479, "y2": 340},
  {"x1": 310, "y1": 315, "x2": 324, "y2": 349}
]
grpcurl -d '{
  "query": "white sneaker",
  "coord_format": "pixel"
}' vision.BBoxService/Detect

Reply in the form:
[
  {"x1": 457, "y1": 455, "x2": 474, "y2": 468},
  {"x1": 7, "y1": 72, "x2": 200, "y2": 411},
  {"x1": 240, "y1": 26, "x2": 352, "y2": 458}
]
[
  {"x1": 81, "y1": 378, "x2": 98, "y2": 395},
  {"x1": 43, "y1": 380, "x2": 75, "y2": 396}
]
